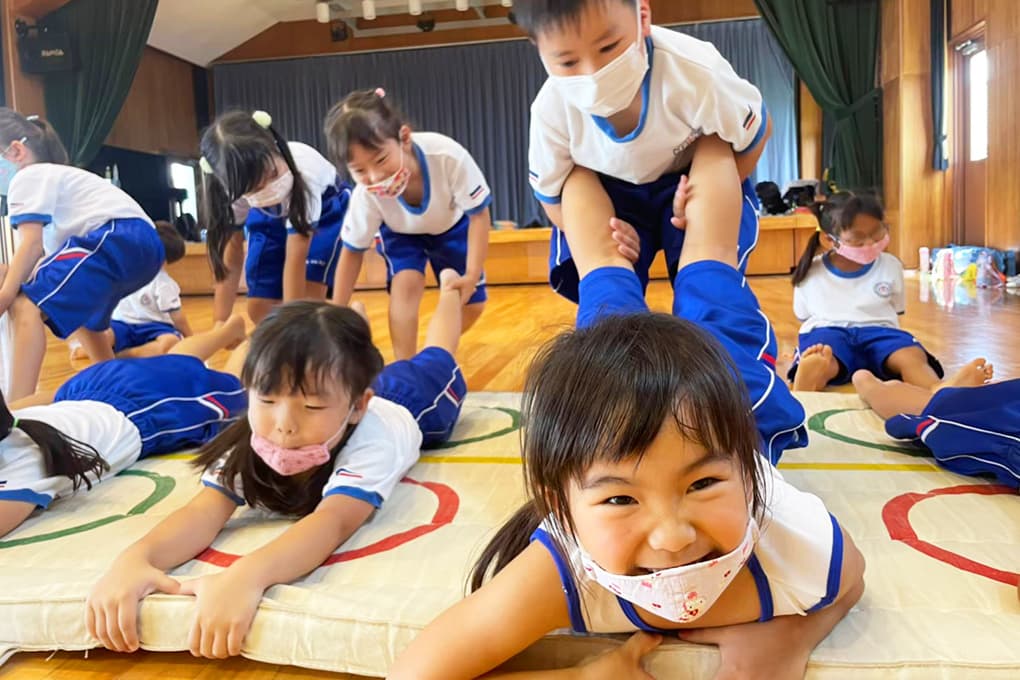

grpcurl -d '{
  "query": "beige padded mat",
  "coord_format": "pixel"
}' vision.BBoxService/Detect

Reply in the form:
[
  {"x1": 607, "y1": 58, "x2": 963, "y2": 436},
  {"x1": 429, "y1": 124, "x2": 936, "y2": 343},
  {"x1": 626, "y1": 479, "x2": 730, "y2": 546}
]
[{"x1": 1, "y1": 392, "x2": 1018, "y2": 678}]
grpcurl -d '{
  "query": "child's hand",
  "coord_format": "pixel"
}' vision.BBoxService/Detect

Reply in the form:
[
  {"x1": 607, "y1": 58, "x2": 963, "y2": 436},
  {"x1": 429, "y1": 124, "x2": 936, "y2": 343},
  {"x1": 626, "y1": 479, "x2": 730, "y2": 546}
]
[
  {"x1": 680, "y1": 618, "x2": 811, "y2": 680},
  {"x1": 579, "y1": 631, "x2": 661, "y2": 680},
  {"x1": 177, "y1": 571, "x2": 264, "y2": 658},
  {"x1": 671, "y1": 175, "x2": 691, "y2": 230},
  {"x1": 446, "y1": 271, "x2": 481, "y2": 304},
  {"x1": 85, "y1": 555, "x2": 181, "y2": 652},
  {"x1": 609, "y1": 218, "x2": 641, "y2": 264}
]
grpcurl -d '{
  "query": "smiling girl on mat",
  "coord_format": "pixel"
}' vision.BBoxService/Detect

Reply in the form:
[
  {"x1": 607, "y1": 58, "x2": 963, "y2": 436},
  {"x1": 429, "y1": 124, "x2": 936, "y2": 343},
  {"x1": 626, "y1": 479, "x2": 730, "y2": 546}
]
[{"x1": 390, "y1": 137, "x2": 864, "y2": 680}]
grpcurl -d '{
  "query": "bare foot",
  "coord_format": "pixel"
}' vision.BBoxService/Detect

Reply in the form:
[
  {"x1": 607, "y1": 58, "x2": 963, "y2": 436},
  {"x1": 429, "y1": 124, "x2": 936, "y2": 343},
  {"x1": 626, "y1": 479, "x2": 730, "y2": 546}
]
[
  {"x1": 350, "y1": 300, "x2": 368, "y2": 323},
  {"x1": 221, "y1": 314, "x2": 247, "y2": 350},
  {"x1": 935, "y1": 358, "x2": 994, "y2": 391},
  {"x1": 792, "y1": 344, "x2": 840, "y2": 392}
]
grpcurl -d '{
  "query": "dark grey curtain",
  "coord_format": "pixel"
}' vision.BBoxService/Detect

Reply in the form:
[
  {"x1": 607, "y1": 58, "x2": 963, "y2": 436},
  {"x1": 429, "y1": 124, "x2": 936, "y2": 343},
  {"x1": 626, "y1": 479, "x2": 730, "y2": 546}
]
[{"x1": 213, "y1": 18, "x2": 796, "y2": 226}]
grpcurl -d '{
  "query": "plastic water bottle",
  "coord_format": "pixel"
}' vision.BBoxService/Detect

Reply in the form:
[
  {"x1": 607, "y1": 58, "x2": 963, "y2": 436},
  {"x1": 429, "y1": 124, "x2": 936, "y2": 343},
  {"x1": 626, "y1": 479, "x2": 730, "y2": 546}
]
[{"x1": 918, "y1": 247, "x2": 930, "y2": 273}]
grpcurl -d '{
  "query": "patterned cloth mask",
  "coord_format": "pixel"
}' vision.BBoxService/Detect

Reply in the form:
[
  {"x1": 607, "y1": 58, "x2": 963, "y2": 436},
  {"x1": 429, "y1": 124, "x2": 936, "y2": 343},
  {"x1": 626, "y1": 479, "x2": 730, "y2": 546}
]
[{"x1": 579, "y1": 517, "x2": 758, "y2": 623}]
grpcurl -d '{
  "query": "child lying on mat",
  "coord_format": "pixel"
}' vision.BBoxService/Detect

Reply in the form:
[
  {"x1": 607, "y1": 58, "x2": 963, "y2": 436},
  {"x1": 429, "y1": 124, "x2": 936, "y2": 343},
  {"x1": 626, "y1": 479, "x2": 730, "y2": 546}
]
[
  {"x1": 390, "y1": 138, "x2": 865, "y2": 680},
  {"x1": 853, "y1": 361, "x2": 1019, "y2": 489},
  {"x1": 87, "y1": 273, "x2": 468, "y2": 659},
  {"x1": 0, "y1": 316, "x2": 248, "y2": 537}
]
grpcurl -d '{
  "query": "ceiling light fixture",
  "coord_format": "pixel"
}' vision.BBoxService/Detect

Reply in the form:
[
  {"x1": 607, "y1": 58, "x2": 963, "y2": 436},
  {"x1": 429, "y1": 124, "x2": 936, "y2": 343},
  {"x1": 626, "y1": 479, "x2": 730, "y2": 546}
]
[
  {"x1": 362, "y1": 0, "x2": 375, "y2": 20},
  {"x1": 409, "y1": 0, "x2": 422, "y2": 16},
  {"x1": 315, "y1": 1, "x2": 330, "y2": 23},
  {"x1": 456, "y1": 0, "x2": 469, "y2": 10}
]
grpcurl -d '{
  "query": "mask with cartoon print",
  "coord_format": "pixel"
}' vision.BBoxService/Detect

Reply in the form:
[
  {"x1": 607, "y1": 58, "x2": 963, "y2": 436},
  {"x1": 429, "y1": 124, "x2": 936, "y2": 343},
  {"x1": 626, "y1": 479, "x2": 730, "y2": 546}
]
[
  {"x1": 364, "y1": 145, "x2": 411, "y2": 199},
  {"x1": 579, "y1": 517, "x2": 758, "y2": 623},
  {"x1": 243, "y1": 170, "x2": 294, "y2": 208}
]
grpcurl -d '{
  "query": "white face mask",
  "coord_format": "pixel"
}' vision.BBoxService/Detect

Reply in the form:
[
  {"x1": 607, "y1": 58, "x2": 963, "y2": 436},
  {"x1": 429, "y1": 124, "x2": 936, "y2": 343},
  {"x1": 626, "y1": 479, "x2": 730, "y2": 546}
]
[
  {"x1": 579, "y1": 517, "x2": 758, "y2": 623},
  {"x1": 545, "y1": 2, "x2": 648, "y2": 117},
  {"x1": 244, "y1": 169, "x2": 294, "y2": 208}
]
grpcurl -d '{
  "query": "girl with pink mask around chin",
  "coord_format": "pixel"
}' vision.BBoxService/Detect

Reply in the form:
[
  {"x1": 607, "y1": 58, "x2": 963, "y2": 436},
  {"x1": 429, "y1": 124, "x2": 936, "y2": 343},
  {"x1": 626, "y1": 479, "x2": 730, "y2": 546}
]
[
  {"x1": 86, "y1": 276, "x2": 468, "y2": 659},
  {"x1": 788, "y1": 192, "x2": 944, "y2": 392}
]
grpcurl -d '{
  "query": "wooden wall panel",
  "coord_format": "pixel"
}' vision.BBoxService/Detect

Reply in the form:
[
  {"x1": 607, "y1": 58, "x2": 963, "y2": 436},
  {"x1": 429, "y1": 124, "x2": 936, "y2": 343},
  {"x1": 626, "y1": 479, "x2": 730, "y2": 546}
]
[
  {"x1": 951, "y1": 0, "x2": 988, "y2": 38},
  {"x1": 984, "y1": 0, "x2": 1020, "y2": 249},
  {"x1": 798, "y1": 80, "x2": 823, "y2": 179},
  {"x1": 882, "y1": 0, "x2": 949, "y2": 268},
  {"x1": 105, "y1": 47, "x2": 200, "y2": 158},
  {"x1": 217, "y1": 1, "x2": 758, "y2": 63},
  {"x1": 1, "y1": 4, "x2": 47, "y2": 116}
]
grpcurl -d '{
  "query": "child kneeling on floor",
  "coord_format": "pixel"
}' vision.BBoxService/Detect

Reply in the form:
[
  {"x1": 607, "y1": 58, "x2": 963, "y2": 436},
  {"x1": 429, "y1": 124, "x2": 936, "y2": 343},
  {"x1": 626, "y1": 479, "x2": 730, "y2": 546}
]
[{"x1": 87, "y1": 272, "x2": 468, "y2": 658}]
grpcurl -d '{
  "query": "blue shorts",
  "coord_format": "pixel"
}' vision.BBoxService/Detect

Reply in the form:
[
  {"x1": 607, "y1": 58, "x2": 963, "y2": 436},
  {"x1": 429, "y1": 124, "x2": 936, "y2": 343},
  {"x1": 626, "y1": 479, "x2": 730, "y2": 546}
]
[
  {"x1": 577, "y1": 262, "x2": 806, "y2": 464},
  {"x1": 110, "y1": 320, "x2": 181, "y2": 354},
  {"x1": 54, "y1": 354, "x2": 247, "y2": 457},
  {"x1": 243, "y1": 183, "x2": 352, "y2": 299},
  {"x1": 22, "y1": 219, "x2": 164, "y2": 339},
  {"x1": 788, "y1": 326, "x2": 944, "y2": 385},
  {"x1": 376, "y1": 214, "x2": 488, "y2": 305},
  {"x1": 885, "y1": 379, "x2": 1020, "y2": 488},
  {"x1": 373, "y1": 346, "x2": 466, "y2": 448},
  {"x1": 305, "y1": 183, "x2": 351, "y2": 287},
  {"x1": 549, "y1": 174, "x2": 760, "y2": 304}
]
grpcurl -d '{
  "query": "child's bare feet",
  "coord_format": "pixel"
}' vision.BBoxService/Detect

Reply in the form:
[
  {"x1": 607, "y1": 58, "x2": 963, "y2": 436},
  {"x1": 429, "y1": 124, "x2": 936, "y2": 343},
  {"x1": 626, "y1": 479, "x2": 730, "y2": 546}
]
[
  {"x1": 935, "y1": 358, "x2": 994, "y2": 391},
  {"x1": 220, "y1": 314, "x2": 247, "y2": 350},
  {"x1": 792, "y1": 344, "x2": 840, "y2": 391}
]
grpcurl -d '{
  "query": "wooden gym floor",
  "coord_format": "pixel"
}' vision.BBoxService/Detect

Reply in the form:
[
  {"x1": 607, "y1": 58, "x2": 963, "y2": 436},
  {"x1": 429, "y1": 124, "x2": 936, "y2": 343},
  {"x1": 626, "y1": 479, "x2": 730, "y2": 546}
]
[{"x1": 3, "y1": 272, "x2": 1019, "y2": 679}]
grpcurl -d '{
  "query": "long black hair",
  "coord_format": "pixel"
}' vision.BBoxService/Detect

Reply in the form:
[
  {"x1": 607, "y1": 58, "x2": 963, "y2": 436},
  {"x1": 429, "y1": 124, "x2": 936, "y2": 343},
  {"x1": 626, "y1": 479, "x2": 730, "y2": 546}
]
[
  {"x1": 470, "y1": 312, "x2": 767, "y2": 591},
  {"x1": 191, "y1": 301, "x2": 384, "y2": 516},
  {"x1": 323, "y1": 88, "x2": 408, "y2": 170},
  {"x1": 0, "y1": 108, "x2": 68, "y2": 164},
  {"x1": 0, "y1": 392, "x2": 109, "y2": 492},
  {"x1": 791, "y1": 191, "x2": 886, "y2": 286},
  {"x1": 199, "y1": 111, "x2": 313, "y2": 280}
]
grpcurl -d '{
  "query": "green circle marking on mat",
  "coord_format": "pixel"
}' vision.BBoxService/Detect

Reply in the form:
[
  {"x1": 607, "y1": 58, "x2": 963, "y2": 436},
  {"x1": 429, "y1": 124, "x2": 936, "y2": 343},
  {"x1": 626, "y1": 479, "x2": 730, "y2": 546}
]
[
  {"x1": 808, "y1": 408, "x2": 928, "y2": 457},
  {"x1": 0, "y1": 469, "x2": 176, "y2": 549},
  {"x1": 433, "y1": 406, "x2": 521, "y2": 449}
]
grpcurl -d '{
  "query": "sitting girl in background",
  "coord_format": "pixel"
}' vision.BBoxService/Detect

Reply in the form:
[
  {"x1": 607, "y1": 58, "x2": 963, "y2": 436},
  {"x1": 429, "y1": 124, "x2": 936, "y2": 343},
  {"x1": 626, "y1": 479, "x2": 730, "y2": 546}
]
[
  {"x1": 200, "y1": 110, "x2": 351, "y2": 324},
  {"x1": 87, "y1": 272, "x2": 468, "y2": 659},
  {"x1": 789, "y1": 192, "x2": 943, "y2": 392},
  {"x1": 325, "y1": 88, "x2": 492, "y2": 360},
  {"x1": 390, "y1": 137, "x2": 864, "y2": 680},
  {"x1": 0, "y1": 315, "x2": 248, "y2": 537},
  {"x1": 853, "y1": 362, "x2": 1018, "y2": 488},
  {"x1": 0, "y1": 109, "x2": 165, "y2": 400}
]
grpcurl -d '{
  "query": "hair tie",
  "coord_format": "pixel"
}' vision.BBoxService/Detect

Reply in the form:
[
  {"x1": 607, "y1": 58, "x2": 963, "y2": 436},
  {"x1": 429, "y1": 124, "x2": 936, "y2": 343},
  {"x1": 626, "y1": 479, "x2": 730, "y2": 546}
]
[
  {"x1": 199, "y1": 157, "x2": 214, "y2": 174},
  {"x1": 252, "y1": 110, "x2": 273, "y2": 129},
  {"x1": 375, "y1": 88, "x2": 386, "y2": 98},
  {"x1": 10, "y1": 417, "x2": 18, "y2": 430},
  {"x1": 26, "y1": 114, "x2": 39, "y2": 122}
]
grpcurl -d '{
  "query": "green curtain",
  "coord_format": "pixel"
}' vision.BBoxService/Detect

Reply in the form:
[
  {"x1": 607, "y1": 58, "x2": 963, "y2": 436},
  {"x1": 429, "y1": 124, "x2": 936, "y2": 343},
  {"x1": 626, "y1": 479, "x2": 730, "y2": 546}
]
[
  {"x1": 753, "y1": 0, "x2": 882, "y2": 191},
  {"x1": 42, "y1": 0, "x2": 158, "y2": 166}
]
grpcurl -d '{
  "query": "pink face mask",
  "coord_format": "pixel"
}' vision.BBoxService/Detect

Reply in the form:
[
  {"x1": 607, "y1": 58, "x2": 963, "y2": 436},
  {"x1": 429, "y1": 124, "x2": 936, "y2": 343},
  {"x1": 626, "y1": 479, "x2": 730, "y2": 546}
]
[
  {"x1": 250, "y1": 407, "x2": 355, "y2": 476},
  {"x1": 835, "y1": 233, "x2": 890, "y2": 265}
]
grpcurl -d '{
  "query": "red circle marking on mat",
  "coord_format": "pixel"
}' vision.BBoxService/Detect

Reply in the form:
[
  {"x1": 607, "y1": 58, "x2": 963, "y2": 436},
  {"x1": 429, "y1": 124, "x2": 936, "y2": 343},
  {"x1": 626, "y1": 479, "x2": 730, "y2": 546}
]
[
  {"x1": 196, "y1": 477, "x2": 459, "y2": 568},
  {"x1": 882, "y1": 484, "x2": 1018, "y2": 586}
]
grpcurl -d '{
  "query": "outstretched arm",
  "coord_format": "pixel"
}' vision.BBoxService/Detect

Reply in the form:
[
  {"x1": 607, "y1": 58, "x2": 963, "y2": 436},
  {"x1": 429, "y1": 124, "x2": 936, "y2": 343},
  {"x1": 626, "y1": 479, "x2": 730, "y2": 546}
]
[{"x1": 177, "y1": 493, "x2": 375, "y2": 658}]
